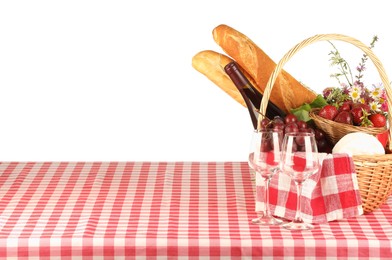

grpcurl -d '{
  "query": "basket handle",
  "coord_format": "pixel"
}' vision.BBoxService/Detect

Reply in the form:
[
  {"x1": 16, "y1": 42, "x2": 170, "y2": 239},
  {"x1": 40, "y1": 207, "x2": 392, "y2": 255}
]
[{"x1": 259, "y1": 33, "x2": 392, "y2": 150}]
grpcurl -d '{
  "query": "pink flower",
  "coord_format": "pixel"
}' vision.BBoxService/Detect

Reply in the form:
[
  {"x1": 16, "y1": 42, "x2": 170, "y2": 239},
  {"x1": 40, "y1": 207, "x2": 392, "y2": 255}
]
[
  {"x1": 322, "y1": 87, "x2": 334, "y2": 99},
  {"x1": 381, "y1": 102, "x2": 388, "y2": 113}
]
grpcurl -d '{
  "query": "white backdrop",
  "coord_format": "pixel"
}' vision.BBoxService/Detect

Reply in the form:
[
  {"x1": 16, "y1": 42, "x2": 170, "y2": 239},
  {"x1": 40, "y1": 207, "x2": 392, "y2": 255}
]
[{"x1": 1, "y1": 0, "x2": 391, "y2": 161}]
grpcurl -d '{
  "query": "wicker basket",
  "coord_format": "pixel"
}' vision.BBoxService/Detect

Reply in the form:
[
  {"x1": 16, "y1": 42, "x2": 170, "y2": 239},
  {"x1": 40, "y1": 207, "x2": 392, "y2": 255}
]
[{"x1": 258, "y1": 34, "x2": 392, "y2": 213}]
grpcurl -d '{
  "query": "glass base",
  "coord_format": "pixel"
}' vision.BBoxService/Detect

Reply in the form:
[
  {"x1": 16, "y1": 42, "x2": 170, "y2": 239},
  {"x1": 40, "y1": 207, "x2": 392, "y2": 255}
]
[
  {"x1": 282, "y1": 221, "x2": 314, "y2": 230},
  {"x1": 252, "y1": 215, "x2": 283, "y2": 226}
]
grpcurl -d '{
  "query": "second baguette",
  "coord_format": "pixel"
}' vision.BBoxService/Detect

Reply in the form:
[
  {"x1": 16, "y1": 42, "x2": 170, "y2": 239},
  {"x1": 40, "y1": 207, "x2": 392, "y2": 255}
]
[{"x1": 192, "y1": 50, "x2": 259, "y2": 107}]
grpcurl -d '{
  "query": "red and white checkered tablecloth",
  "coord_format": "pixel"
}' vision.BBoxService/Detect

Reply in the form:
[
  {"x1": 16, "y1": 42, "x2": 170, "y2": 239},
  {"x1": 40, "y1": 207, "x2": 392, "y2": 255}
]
[{"x1": 0, "y1": 161, "x2": 391, "y2": 259}]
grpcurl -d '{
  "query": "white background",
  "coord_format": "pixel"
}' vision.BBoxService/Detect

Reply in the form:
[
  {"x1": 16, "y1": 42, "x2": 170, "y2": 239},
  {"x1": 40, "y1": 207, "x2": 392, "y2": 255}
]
[{"x1": 0, "y1": 0, "x2": 391, "y2": 161}]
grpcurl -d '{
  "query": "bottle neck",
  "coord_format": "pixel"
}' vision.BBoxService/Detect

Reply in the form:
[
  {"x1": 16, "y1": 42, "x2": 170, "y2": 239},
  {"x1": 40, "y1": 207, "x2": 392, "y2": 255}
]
[{"x1": 224, "y1": 62, "x2": 251, "y2": 88}]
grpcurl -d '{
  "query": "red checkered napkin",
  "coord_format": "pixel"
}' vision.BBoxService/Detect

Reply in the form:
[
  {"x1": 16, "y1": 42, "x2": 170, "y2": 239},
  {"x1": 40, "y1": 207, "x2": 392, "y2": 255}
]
[{"x1": 255, "y1": 153, "x2": 363, "y2": 224}]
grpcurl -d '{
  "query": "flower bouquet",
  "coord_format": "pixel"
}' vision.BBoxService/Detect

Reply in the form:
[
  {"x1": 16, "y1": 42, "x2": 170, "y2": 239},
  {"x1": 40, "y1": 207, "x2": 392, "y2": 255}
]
[{"x1": 308, "y1": 36, "x2": 390, "y2": 149}]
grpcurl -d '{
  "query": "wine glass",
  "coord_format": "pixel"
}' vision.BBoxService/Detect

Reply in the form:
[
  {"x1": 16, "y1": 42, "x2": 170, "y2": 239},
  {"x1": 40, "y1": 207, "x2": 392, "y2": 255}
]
[
  {"x1": 280, "y1": 132, "x2": 320, "y2": 230},
  {"x1": 248, "y1": 129, "x2": 283, "y2": 225}
]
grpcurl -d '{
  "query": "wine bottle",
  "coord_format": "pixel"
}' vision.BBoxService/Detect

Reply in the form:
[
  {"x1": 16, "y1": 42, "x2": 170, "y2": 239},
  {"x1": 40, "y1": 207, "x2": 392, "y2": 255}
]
[
  {"x1": 224, "y1": 62, "x2": 258, "y2": 129},
  {"x1": 224, "y1": 62, "x2": 286, "y2": 124}
]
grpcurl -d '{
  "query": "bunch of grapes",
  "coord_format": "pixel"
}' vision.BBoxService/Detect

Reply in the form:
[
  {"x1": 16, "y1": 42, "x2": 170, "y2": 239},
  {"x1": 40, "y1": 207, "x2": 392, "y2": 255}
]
[{"x1": 259, "y1": 114, "x2": 332, "y2": 153}]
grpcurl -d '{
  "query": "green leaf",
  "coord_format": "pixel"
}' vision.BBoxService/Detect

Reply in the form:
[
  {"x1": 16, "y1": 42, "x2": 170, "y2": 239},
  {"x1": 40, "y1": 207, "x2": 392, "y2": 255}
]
[
  {"x1": 290, "y1": 104, "x2": 311, "y2": 122},
  {"x1": 290, "y1": 95, "x2": 327, "y2": 122},
  {"x1": 309, "y1": 95, "x2": 328, "y2": 108},
  {"x1": 291, "y1": 103, "x2": 312, "y2": 113},
  {"x1": 292, "y1": 109, "x2": 311, "y2": 122}
]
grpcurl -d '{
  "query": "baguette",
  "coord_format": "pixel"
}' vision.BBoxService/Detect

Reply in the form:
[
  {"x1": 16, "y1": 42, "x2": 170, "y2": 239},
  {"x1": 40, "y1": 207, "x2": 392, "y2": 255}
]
[
  {"x1": 192, "y1": 50, "x2": 259, "y2": 108},
  {"x1": 212, "y1": 24, "x2": 317, "y2": 114}
]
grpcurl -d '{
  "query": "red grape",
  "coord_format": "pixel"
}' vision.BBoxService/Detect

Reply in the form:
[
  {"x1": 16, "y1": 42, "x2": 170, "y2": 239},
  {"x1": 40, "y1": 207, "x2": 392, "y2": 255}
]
[
  {"x1": 295, "y1": 135, "x2": 305, "y2": 147},
  {"x1": 314, "y1": 128, "x2": 325, "y2": 140},
  {"x1": 316, "y1": 138, "x2": 328, "y2": 151},
  {"x1": 297, "y1": 120, "x2": 308, "y2": 129},
  {"x1": 284, "y1": 114, "x2": 298, "y2": 124},
  {"x1": 300, "y1": 127, "x2": 314, "y2": 134},
  {"x1": 273, "y1": 122, "x2": 285, "y2": 132},
  {"x1": 259, "y1": 118, "x2": 271, "y2": 130},
  {"x1": 273, "y1": 116, "x2": 284, "y2": 125},
  {"x1": 284, "y1": 123, "x2": 299, "y2": 134}
]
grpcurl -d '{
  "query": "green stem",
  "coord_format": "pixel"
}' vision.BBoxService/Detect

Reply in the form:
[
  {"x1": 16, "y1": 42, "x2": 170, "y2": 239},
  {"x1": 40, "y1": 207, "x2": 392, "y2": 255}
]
[{"x1": 328, "y1": 41, "x2": 353, "y2": 86}]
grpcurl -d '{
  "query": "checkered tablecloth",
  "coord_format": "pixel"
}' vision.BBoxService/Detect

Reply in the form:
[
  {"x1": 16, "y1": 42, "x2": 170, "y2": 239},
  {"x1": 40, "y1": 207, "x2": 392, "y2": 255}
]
[{"x1": 0, "y1": 161, "x2": 391, "y2": 259}]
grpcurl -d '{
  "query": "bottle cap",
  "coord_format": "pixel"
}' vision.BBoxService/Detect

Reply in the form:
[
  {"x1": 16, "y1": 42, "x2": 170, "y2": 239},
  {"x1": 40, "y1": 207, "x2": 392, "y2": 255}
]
[{"x1": 224, "y1": 62, "x2": 250, "y2": 87}]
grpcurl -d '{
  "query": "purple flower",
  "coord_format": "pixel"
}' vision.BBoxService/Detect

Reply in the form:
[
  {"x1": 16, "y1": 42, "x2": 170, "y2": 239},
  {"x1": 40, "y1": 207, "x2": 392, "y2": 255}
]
[
  {"x1": 322, "y1": 87, "x2": 333, "y2": 99},
  {"x1": 356, "y1": 64, "x2": 366, "y2": 72}
]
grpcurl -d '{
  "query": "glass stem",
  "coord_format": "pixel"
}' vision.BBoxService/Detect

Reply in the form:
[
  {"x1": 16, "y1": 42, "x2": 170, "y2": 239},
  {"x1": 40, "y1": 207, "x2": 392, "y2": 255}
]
[
  {"x1": 263, "y1": 176, "x2": 271, "y2": 217},
  {"x1": 294, "y1": 181, "x2": 303, "y2": 223}
]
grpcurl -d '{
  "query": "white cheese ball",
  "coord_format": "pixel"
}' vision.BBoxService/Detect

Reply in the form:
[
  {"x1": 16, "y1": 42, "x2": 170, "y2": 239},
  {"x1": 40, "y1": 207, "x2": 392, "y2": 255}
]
[{"x1": 332, "y1": 132, "x2": 385, "y2": 156}]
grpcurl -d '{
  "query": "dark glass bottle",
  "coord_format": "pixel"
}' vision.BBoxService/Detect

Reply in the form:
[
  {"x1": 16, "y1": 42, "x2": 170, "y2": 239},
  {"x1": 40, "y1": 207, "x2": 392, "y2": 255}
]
[{"x1": 224, "y1": 62, "x2": 286, "y2": 128}]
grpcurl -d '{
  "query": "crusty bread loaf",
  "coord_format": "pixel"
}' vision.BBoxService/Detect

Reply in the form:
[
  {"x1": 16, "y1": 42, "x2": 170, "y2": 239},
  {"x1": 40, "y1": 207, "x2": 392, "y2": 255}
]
[
  {"x1": 192, "y1": 50, "x2": 259, "y2": 108},
  {"x1": 212, "y1": 24, "x2": 317, "y2": 113}
]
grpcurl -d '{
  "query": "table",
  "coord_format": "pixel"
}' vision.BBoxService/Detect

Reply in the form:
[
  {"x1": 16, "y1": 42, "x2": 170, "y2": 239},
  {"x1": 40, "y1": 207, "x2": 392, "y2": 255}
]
[{"x1": 0, "y1": 161, "x2": 391, "y2": 259}]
